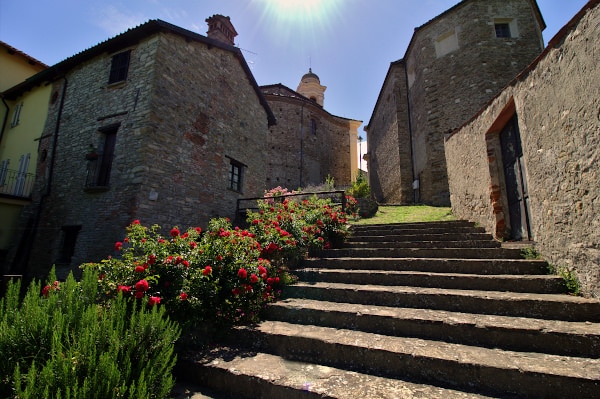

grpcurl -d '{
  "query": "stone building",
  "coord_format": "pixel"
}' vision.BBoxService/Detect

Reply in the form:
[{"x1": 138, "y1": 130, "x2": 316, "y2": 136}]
[
  {"x1": 445, "y1": 1, "x2": 599, "y2": 296},
  {"x1": 365, "y1": 0, "x2": 546, "y2": 206},
  {"x1": 261, "y1": 69, "x2": 361, "y2": 189},
  {"x1": 4, "y1": 16, "x2": 276, "y2": 279}
]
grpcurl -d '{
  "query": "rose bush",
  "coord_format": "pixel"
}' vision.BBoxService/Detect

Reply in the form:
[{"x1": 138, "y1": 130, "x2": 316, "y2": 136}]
[
  {"x1": 82, "y1": 218, "x2": 285, "y2": 325},
  {"x1": 82, "y1": 193, "x2": 350, "y2": 327}
]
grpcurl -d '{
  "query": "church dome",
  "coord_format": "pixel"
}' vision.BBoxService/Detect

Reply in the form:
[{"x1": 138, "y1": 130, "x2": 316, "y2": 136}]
[{"x1": 302, "y1": 68, "x2": 320, "y2": 82}]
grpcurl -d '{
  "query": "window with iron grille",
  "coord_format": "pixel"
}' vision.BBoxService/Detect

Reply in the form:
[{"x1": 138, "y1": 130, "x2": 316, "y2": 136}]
[
  {"x1": 57, "y1": 225, "x2": 81, "y2": 265},
  {"x1": 108, "y1": 50, "x2": 131, "y2": 84}
]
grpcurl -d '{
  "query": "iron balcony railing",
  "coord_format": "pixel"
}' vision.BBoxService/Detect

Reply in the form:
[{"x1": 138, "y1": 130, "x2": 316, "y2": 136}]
[{"x1": 0, "y1": 168, "x2": 34, "y2": 199}]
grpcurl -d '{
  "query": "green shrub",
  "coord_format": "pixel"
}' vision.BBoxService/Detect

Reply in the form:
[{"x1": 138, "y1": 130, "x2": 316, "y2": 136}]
[
  {"x1": 0, "y1": 268, "x2": 180, "y2": 399},
  {"x1": 346, "y1": 171, "x2": 370, "y2": 199}
]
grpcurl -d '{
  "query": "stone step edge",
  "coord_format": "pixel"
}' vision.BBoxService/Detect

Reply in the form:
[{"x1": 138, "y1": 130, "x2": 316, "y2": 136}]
[
  {"x1": 285, "y1": 282, "x2": 600, "y2": 322},
  {"x1": 293, "y1": 268, "x2": 565, "y2": 293},
  {"x1": 176, "y1": 349, "x2": 498, "y2": 399},
  {"x1": 300, "y1": 257, "x2": 549, "y2": 274},
  {"x1": 266, "y1": 298, "x2": 600, "y2": 357},
  {"x1": 231, "y1": 321, "x2": 600, "y2": 397}
]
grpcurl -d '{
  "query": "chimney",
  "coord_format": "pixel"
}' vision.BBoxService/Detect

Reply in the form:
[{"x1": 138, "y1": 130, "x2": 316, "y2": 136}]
[{"x1": 205, "y1": 15, "x2": 238, "y2": 46}]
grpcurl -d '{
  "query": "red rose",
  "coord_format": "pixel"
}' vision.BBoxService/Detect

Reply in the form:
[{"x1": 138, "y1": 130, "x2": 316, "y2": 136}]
[
  {"x1": 202, "y1": 266, "x2": 212, "y2": 276},
  {"x1": 267, "y1": 277, "x2": 274, "y2": 285},
  {"x1": 252, "y1": 219, "x2": 259, "y2": 225},
  {"x1": 170, "y1": 227, "x2": 180, "y2": 237},
  {"x1": 237, "y1": 268, "x2": 248, "y2": 279},
  {"x1": 250, "y1": 273, "x2": 259, "y2": 284},
  {"x1": 135, "y1": 291, "x2": 144, "y2": 299},
  {"x1": 132, "y1": 219, "x2": 141, "y2": 225},
  {"x1": 189, "y1": 241, "x2": 198, "y2": 249},
  {"x1": 195, "y1": 227, "x2": 202, "y2": 233},
  {"x1": 42, "y1": 285, "x2": 51, "y2": 297},
  {"x1": 148, "y1": 296, "x2": 161, "y2": 306},
  {"x1": 135, "y1": 265, "x2": 145, "y2": 273},
  {"x1": 148, "y1": 254, "x2": 157, "y2": 265},
  {"x1": 117, "y1": 285, "x2": 131, "y2": 294},
  {"x1": 231, "y1": 288, "x2": 241, "y2": 296},
  {"x1": 179, "y1": 292, "x2": 188, "y2": 301},
  {"x1": 182, "y1": 260, "x2": 190, "y2": 268},
  {"x1": 114, "y1": 241, "x2": 123, "y2": 251},
  {"x1": 135, "y1": 279, "x2": 149, "y2": 292}
]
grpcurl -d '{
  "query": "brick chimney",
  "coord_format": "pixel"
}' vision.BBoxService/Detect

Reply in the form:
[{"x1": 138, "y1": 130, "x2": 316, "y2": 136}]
[{"x1": 205, "y1": 15, "x2": 238, "y2": 46}]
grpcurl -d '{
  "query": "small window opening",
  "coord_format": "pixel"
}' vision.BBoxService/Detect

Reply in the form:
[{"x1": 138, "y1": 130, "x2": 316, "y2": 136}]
[
  {"x1": 108, "y1": 50, "x2": 131, "y2": 84},
  {"x1": 495, "y1": 23, "x2": 511, "y2": 38}
]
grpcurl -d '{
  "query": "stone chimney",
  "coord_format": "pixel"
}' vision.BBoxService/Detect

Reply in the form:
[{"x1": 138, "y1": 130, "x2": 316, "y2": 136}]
[{"x1": 205, "y1": 15, "x2": 238, "y2": 46}]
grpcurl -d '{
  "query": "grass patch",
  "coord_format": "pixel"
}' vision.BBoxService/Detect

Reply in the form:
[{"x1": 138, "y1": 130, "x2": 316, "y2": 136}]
[{"x1": 352, "y1": 205, "x2": 455, "y2": 225}]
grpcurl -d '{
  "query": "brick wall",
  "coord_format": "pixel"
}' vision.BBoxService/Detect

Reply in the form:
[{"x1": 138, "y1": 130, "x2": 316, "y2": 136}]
[{"x1": 445, "y1": 3, "x2": 600, "y2": 297}]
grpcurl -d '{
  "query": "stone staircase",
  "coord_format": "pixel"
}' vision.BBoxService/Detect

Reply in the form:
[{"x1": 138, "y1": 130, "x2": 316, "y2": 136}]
[{"x1": 176, "y1": 220, "x2": 600, "y2": 398}]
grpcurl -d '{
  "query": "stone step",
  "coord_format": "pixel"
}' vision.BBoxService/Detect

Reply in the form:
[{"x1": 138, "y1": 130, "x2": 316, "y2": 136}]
[
  {"x1": 176, "y1": 349, "x2": 499, "y2": 399},
  {"x1": 284, "y1": 282, "x2": 600, "y2": 322},
  {"x1": 225, "y1": 321, "x2": 600, "y2": 398},
  {"x1": 265, "y1": 298, "x2": 600, "y2": 358},
  {"x1": 293, "y1": 268, "x2": 567, "y2": 293},
  {"x1": 310, "y1": 247, "x2": 524, "y2": 259},
  {"x1": 350, "y1": 226, "x2": 487, "y2": 236},
  {"x1": 300, "y1": 257, "x2": 550, "y2": 275},
  {"x1": 347, "y1": 232, "x2": 496, "y2": 242},
  {"x1": 344, "y1": 239, "x2": 501, "y2": 248},
  {"x1": 351, "y1": 220, "x2": 475, "y2": 231}
]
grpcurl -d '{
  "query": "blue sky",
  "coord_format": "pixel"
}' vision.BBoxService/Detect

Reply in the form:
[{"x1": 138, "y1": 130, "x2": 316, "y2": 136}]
[{"x1": 0, "y1": 0, "x2": 589, "y2": 138}]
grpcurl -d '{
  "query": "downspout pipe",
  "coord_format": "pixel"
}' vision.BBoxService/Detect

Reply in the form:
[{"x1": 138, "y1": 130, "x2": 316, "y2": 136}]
[
  {"x1": 403, "y1": 65, "x2": 418, "y2": 204},
  {"x1": 13, "y1": 77, "x2": 68, "y2": 277}
]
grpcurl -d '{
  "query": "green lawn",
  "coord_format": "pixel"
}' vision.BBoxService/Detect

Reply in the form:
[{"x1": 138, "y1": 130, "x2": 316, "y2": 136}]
[{"x1": 351, "y1": 205, "x2": 455, "y2": 225}]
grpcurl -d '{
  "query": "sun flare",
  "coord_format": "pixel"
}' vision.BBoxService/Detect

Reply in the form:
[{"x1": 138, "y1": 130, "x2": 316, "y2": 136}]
[{"x1": 255, "y1": 0, "x2": 342, "y2": 26}]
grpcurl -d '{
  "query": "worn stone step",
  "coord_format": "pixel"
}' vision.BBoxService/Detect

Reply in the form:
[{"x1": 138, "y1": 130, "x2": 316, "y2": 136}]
[
  {"x1": 284, "y1": 282, "x2": 600, "y2": 322},
  {"x1": 176, "y1": 349, "x2": 499, "y2": 399},
  {"x1": 293, "y1": 268, "x2": 566, "y2": 294},
  {"x1": 226, "y1": 321, "x2": 600, "y2": 398},
  {"x1": 350, "y1": 226, "x2": 487, "y2": 236},
  {"x1": 265, "y1": 298, "x2": 600, "y2": 358},
  {"x1": 347, "y1": 232, "x2": 496, "y2": 243},
  {"x1": 300, "y1": 257, "x2": 550, "y2": 275},
  {"x1": 310, "y1": 247, "x2": 524, "y2": 259},
  {"x1": 351, "y1": 220, "x2": 475, "y2": 231},
  {"x1": 344, "y1": 240, "x2": 501, "y2": 249}
]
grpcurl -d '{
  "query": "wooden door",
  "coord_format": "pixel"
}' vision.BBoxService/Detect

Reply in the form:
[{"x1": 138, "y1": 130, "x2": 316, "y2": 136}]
[{"x1": 500, "y1": 114, "x2": 531, "y2": 240}]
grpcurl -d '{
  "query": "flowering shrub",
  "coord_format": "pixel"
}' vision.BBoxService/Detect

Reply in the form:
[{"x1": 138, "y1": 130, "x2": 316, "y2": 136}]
[
  {"x1": 263, "y1": 186, "x2": 299, "y2": 204},
  {"x1": 82, "y1": 218, "x2": 286, "y2": 325},
  {"x1": 247, "y1": 194, "x2": 351, "y2": 265}
]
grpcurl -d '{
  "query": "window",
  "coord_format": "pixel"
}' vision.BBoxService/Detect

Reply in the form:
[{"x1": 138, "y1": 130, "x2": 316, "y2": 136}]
[
  {"x1": 0, "y1": 159, "x2": 9, "y2": 186},
  {"x1": 86, "y1": 124, "x2": 119, "y2": 188},
  {"x1": 108, "y1": 50, "x2": 131, "y2": 84},
  {"x1": 57, "y1": 225, "x2": 81, "y2": 264},
  {"x1": 435, "y1": 29, "x2": 459, "y2": 58},
  {"x1": 11, "y1": 102, "x2": 23, "y2": 127},
  {"x1": 495, "y1": 23, "x2": 511, "y2": 38},
  {"x1": 228, "y1": 158, "x2": 245, "y2": 192},
  {"x1": 310, "y1": 118, "x2": 317, "y2": 135}
]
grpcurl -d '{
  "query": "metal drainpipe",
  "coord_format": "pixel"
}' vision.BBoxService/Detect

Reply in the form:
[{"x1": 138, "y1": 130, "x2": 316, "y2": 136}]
[
  {"x1": 299, "y1": 103, "x2": 305, "y2": 187},
  {"x1": 13, "y1": 77, "x2": 68, "y2": 276},
  {"x1": 404, "y1": 66, "x2": 418, "y2": 204}
]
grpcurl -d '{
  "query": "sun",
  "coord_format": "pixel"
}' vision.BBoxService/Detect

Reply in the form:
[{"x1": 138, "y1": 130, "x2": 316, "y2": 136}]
[{"x1": 255, "y1": 0, "x2": 342, "y2": 26}]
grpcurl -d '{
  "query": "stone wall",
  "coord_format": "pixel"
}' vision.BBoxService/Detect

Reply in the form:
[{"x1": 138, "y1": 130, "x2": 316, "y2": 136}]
[
  {"x1": 20, "y1": 31, "x2": 270, "y2": 278},
  {"x1": 264, "y1": 90, "x2": 354, "y2": 190},
  {"x1": 445, "y1": 3, "x2": 600, "y2": 297},
  {"x1": 367, "y1": 0, "x2": 545, "y2": 206},
  {"x1": 365, "y1": 61, "x2": 413, "y2": 204}
]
